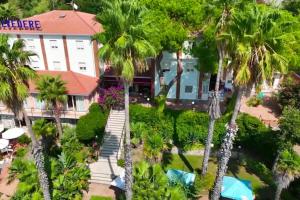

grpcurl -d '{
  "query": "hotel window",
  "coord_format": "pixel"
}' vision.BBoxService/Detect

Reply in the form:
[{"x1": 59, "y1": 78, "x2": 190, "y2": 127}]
[
  {"x1": 26, "y1": 39, "x2": 35, "y2": 50},
  {"x1": 79, "y1": 62, "x2": 86, "y2": 71},
  {"x1": 31, "y1": 60, "x2": 39, "y2": 69},
  {"x1": 50, "y1": 40, "x2": 58, "y2": 49},
  {"x1": 186, "y1": 68, "x2": 194, "y2": 72},
  {"x1": 76, "y1": 40, "x2": 84, "y2": 50},
  {"x1": 53, "y1": 61, "x2": 61, "y2": 70},
  {"x1": 75, "y1": 96, "x2": 85, "y2": 112},
  {"x1": 185, "y1": 85, "x2": 193, "y2": 93},
  {"x1": 33, "y1": 95, "x2": 45, "y2": 110}
]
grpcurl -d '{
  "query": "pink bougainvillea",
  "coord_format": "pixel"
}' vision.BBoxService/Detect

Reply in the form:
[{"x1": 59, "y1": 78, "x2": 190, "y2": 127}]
[{"x1": 98, "y1": 85, "x2": 124, "y2": 110}]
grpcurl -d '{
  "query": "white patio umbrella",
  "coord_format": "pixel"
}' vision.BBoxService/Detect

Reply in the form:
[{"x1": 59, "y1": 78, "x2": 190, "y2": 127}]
[
  {"x1": 111, "y1": 168, "x2": 125, "y2": 190},
  {"x1": 0, "y1": 138, "x2": 9, "y2": 150},
  {"x1": 2, "y1": 128, "x2": 25, "y2": 140}
]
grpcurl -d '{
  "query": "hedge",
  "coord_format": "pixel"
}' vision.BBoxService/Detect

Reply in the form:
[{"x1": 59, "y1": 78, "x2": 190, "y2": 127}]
[
  {"x1": 130, "y1": 104, "x2": 226, "y2": 149},
  {"x1": 76, "y1": 103, "x2": 108, "y2": 141},
  {"x1": 130, "y1": 104, "x2": 278, "y2": 163}
]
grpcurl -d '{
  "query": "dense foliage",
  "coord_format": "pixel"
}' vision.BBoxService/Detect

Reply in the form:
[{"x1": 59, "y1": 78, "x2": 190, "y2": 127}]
[
  {"x1": 10, "y1": 153, "x2": 90, "y2": 200},
  {"x1": 130, "y1": 104, "x2": 276, "y2": 156},
  {"x1": 278, "y1": 106, "x2": 300, "y2": 148},
  {"x1": 133, "y1": 161, "x2": 187, "y2": 200},
  {"x1": 76, "y1": 103, "x2": 108, "y2": 141},
  {"x1": 98, "y1": 86, "x2": 124, "y2": 110},
  {"x1": 277, "y1": 76, "x2": 300, "y2": 110},
  {"x1": 236, "y1": 113, "x2": 278, "y2": 166},
  {"x1": 9, "y1": 125, "x2": 92, "y2": 200}
]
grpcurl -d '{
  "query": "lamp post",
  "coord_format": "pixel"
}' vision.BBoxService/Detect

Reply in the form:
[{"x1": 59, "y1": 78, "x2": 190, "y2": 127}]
[
  {"x1": 192, "y1": 101, "x2": 195, "y2": 112},
  {"x1": 238, "y1": 145, "x2": 241, "y2": 161}
]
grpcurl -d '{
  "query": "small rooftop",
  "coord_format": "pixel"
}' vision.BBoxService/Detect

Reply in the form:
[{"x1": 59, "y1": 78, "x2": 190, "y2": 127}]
[
  {"x1": 29, "y1": 70, "x2": 99, "y2": 96},
  {"x1": 0, "y1": 10, "x2": 103, "y2": 35}
]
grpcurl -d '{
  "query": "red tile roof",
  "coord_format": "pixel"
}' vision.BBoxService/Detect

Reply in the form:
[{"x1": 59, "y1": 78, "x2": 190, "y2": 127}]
[
  {"x1": 0, "y1": 10, "x2": 103, "y2": 35},
  {"x1": 29, "y1": 70, "x2": 99, "y2": 96}
]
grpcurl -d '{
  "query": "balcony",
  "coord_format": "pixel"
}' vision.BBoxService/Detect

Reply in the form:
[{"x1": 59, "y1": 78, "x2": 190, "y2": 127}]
[{"x1": 0, "y1": 106, "x2": 87, "y2": 120}]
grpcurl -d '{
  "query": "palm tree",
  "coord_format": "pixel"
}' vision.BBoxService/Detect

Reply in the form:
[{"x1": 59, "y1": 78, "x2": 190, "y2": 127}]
[
  {"x1": 274, "y1": 150, "x2": 300, "y2": 200},
  {"x1": 94, "y1": 0, "x2": 156, "y2": 198},
  {"x1": 201, "y1": 0, "x2": 236, "y2": 176},
  {"x1": 36, "y1": 75, "x2": 67, "y2": 139},
  {"x1": 210, "y1": 4, "x2": 297, "y2": 200},
  {"x1": 0, "y1": 34, "x2": 51, "y2": 199}
]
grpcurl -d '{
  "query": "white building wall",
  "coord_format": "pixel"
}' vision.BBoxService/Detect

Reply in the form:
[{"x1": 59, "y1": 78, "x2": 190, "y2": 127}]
[
  {"x1": 160, "y1": 51, "x2": 178, "y2": 99},
  {"x1": 7, "y1": 34, "x2": 18, "y2": 47},
  {"x1": 43, "y1": 35, "x2": 67, "y2": 71},
  {"x1": 159, "y1": 51, "x2": 200, "y2": 100},
  {"x1": 180, "y1": 60, "x2": 199, "y2": 100},
  {"x1": 21, "y1": 35, "x2": 45, "y2": 70},
  {"x1": 154, "y1": 63, "x2": 161, "y2": 96},
  {"x1": 66, "y1": 36, "x2": 96, "y2": 77}
]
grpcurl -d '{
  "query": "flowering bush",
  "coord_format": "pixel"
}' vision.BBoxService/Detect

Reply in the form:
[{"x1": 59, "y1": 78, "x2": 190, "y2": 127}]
[{"x1": 98, "y1": 86, "x2": 124, "y2": 110}]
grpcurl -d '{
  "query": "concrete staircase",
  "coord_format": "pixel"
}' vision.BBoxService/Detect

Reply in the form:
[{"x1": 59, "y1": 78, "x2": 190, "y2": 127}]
[{"x1": 89, "y1": 109, "x2": 125, "y2": 185}]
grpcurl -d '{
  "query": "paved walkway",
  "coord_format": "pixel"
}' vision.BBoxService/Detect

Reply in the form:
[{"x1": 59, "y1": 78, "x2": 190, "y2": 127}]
[
  {"x1": 240, "y1": 95, "x2": 280, "y2": 128},
  {"x1": 0, "y1": 160, "x2": 18, "y2": 199},
  {"x1": 83, "y1": 183, "x2": 119, "y2": 200}
]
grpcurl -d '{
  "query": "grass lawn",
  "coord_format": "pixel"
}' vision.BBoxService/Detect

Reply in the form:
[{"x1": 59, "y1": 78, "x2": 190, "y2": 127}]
[
  {"x1": 161, "y1": 153, "x2": 274, "y2": 200},
  {"x1": 90, "y1": 196, "x2": 113, "y2": 200}
]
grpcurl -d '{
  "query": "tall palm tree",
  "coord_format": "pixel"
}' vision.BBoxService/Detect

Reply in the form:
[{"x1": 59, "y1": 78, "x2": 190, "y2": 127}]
[
  {"x1": 201, "y1": 0, "x2": 236, "y2": 176},
  {"x1": 36, "y1": 75, "x2": 67, "y2": 139},
  {"x1": 94, "y1": 0, "x2": 156, "y2": 198},
  {"x1": 274, "y1": 150, "x2": 300, "y2": 200},
  {"x1": 210, "y1": 4, "x2": 297, "y2": 200},
  {"x1": 0, "y1": 34, "x2": 51, "y2": 200}
]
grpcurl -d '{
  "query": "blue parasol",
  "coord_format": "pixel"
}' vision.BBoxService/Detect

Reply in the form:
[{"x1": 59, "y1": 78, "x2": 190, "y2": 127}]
[{"x1": 221, "y1": 176, "x2": 253, "y2": 200}]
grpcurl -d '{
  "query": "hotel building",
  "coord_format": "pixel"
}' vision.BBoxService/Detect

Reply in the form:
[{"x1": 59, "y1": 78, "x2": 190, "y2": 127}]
[{"x1": 0, "y1": 10, "x2": 280, "y2": 127}]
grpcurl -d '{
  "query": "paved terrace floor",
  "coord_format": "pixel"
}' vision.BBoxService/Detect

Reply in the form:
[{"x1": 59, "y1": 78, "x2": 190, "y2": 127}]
[
  {"x1": 0, "y1": 160, "x2": 18, "y2": 200},
  {"x1": 240, "y1": 94, "x2": 281, "y2": 128}
]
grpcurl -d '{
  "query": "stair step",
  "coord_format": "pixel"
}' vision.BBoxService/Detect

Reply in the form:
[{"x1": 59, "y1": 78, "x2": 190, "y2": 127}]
[
  {"x1": 91, "y1": 173, "x2": 113, "y2": 179},
  {"x1": 101, "y1": 146, "x2": 120, "y2": 151},
  {"x1": 89, "y1": 179, "x2": 112, "y2": 185}
]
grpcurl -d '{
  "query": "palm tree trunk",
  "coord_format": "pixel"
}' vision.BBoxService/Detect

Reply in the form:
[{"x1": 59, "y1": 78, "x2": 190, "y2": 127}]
[
  {"x1": 124, "y1": 82, "x2": 133, "y2": 200},
  {"x1": 275, "y1": 183, "x2": 283, "y2": 200},
  {"x1": 53, "y1": 101, "x2": 63, "y2": 140},
  {"x1": 202, "y1": 44, "x2": 223, "y2": 176},
  {"x1": 22, "y1": 109, "x2": 51, "y2": 200},
  {"x1": 272, "y1": 151, "x2": 281, "y2": 173},
  {"x1": 210, "y1": 87, "x2": 244, "y2": 200}
]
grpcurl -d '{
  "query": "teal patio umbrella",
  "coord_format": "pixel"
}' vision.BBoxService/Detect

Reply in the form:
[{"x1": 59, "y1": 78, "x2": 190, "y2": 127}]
[
  {"x1": 221, "y1": 176, "x2": 253, "y2": 200},
  {"x1": 166, "y1": 169, "x2": 195, "y2": 186}
]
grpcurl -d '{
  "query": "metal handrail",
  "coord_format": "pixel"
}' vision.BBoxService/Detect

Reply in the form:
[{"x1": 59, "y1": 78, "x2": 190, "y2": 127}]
[{"x1": 116, "y1": 121, "x2": 125, "y2": 159}]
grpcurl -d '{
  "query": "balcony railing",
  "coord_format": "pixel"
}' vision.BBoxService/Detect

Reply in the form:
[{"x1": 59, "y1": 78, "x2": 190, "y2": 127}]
[{"x1": 0, "y1": 106, "x2": 88, "y2": 119}]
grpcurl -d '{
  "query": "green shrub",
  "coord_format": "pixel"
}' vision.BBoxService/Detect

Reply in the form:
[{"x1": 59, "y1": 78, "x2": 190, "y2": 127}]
[
  {"x1": 175, "y1": 110, "x2": 209, "y2": 149},
  {"x1": 90, "y1": 196, "x2": 112, "y2": 200},
  {"x1": 61, "y1": 127, "x2": 83, "y2": 156},
  {"x1": 236, "y1": 114, "x2": 278, "y2": 166},
  {"x1": 15, "y1": 147, "x2": 28, "y2": 158},
  {"x1": 17, "y1": 135, "x2": 31, "y2": 145},
  {"x1": 130, "y1": 105, "x2": 173, "y2": 141},
  {"x1": 76, "y1": 104, "x2": 107, "y2": 141},
  {"x1": 244, "y1": 158, "x2": 274, "y2": 186},
  {"x1": 246, "y1": 96, "x2": 262, "y2": 107},
  {"x1": 117, "y1": 159, "x2": 125, "y2": 167}
]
